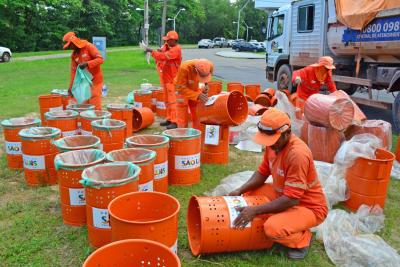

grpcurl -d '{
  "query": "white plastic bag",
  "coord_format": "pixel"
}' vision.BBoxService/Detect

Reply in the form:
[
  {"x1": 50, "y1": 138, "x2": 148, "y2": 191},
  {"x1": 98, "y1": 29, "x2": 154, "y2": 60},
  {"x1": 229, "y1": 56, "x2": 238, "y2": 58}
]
[
  {"x1": 274, "y1": 90, "x2": 304, "y2": 137},
  {"x1": 205, "y1": 171, "x2": 254, "y2": 196}
]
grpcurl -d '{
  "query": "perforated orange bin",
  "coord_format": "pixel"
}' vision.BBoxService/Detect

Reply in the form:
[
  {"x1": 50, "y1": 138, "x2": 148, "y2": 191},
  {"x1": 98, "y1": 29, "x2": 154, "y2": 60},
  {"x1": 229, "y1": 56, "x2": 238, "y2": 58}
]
[
  {"x1": 208, "y1": 81, "x2": 223, "y2": 96},
  {"x1": 81, "y1": 162, "x2": 140, "y2": 248},
  {"x1": 82, "y1": 239, "x2": 181, "y2": 267},
  {"x1": 163, "y1": 128, "x2": 201, "y2": 185},
  {"x1": 106, "y1": 148, "x2": 156, "y2": 192},
  {"x1": 107, "y1": 104, "x2": 134, "y2": 137},
  {"x1": 200, "y1": 124, "x2": 230, "y2": 165},
  {"x1": 91, "y1": 119, "x2": 126, "y2": 153},
  {"x1": 133, "y1": 107, "x2": 155, "y2": 132},
  {"x1": 187, "y1": 195, "x2": 273, "y2": 255},
  {"x1": 126, "y1": 135, "x2": 170, "y2": 193},
  {"x1": 39, "y1": 94, "x2": 63, "y2": 126},
  {"x1": 80, "y1": 110, "x2": 111, "y2": 136},
  {"x1": 245, "y1": 84, "x2": 261, "y2": 101},
  {"x1": 262, "y1": 88, "x2": 275, "y2": 98},
  {"x1": 19, "y1": 127, "x2": 61, "y2": 186},
  {"x1": 150, "y1": 88, "x2": 160, "y2": 112},
  {"x1": 45, "y1": 110, "x2": 79, "y2": 137},
  {"x1": 54, "y1": 149, "x2": 106, "y2": 226},
  {"x1": 67, "y1": 104, "x2": 95, "y2": 132},
  {"x1": 53, "y1": 135, "x2": 101, "y2": 153},
  {"x1": 227, "y1": 82, "x2": 244, "y2": 94},
  {"x1": 134, "y1": 90, "x2": 153, "y2": 110},
  {"x1": 51, "y1": 89, "x2": 73, "y2": 109},
  {"x1": 254, "y1": 94, "x2": 271, "y2": 107},
  {"x1": 248, "y1": 104, "x2": 268, "y2": 116},
  {"x1": 1, "y1": 118, "x2": 41, "y2": 170},
  {"x1": 197, "y1": 91, "x2": 248, "y2": 126},
  {"x1": 156, "y1": 90, "x2": 167, "y2": 117},
  {"x1": 345, "y1": 148, "x2": 395, "y2": 211},
  {"x1": 108, "y1": 192, "x2": 180, "y2": 252}
]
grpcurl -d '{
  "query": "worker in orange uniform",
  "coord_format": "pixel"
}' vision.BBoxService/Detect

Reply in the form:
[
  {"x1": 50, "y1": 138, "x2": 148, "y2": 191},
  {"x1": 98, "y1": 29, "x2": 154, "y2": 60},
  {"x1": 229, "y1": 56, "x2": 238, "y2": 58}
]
[
  {"x1": 292, "y1": 56, "x2": 337, "y2": 118},
  {"x1": 143, "y1": 31, "x2": 182, "y2": 128},
  {"x1": 63, "y1": 32, "x2": 104, "y2": 110},
  {"x1": 173, "y1": 59, "x2": 213, "y2": 130},
  {"x1": 229, "y1": 108, "x2": 327, "y2": 260}
]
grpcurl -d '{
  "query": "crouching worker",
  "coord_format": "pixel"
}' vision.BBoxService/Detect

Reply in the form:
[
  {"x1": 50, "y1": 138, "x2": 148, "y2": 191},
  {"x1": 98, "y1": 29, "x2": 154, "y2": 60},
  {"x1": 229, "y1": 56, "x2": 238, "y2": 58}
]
[{"x1": 229, "y1": 108, "x2": 328, "y2": 260}]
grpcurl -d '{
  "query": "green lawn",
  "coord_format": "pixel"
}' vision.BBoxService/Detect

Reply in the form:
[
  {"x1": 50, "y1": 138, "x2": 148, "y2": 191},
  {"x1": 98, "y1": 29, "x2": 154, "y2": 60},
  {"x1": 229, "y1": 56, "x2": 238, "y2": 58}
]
[{"x1": 0, "y1": 50, "x2": 399, "y2": 266}]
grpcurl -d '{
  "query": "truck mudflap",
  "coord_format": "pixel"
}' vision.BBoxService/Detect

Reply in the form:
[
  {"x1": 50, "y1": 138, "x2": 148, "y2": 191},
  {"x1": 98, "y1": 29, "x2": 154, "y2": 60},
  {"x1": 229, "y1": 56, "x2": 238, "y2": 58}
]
[{"x1": 388, "y1": 71, "x2": 400, "y2": 92}]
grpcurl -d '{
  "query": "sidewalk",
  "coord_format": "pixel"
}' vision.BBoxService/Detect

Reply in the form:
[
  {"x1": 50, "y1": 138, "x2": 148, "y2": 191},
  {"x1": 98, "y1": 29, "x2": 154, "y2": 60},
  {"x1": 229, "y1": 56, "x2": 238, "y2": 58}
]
[{"x1": 216, "y1": 51, "x2": 265, "y2": 59}]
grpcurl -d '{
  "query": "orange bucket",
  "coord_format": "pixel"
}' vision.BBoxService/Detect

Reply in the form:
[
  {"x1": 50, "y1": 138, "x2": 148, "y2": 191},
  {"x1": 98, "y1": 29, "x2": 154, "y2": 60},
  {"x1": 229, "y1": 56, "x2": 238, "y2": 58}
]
[
  {"x1": 108, "y1": 192, "x2": 180, "y2": 252},
  {"x1": 92, "y1": 119, "x2": 126, "y2": 153},
  {"x1": 150, "y1": 88, "x2": 160, "y2": 112},
  {"x1": 53, "y1": 135, "x2": 101, "y2": 152},
  {"x1": 197, "y1": 91, "x2": 248, "y2": 126},
  {"x1": 19, "y1": 127, "x2": 61, "y2": 186},
  {"x1": 126, "y1": 135, "x2": 170, "y2": 193},
  {"x1": 208, "y1": 81, "x2": 223, "y2": 96},
  {"x1": 51, "y1": 89, "x2": 73, "y2": 109},
  {"x1": 39, "y1": 94, "x2": 63, "y2": 125},
  {"x1": 80, "y1": 110, "x2": 112, "y2": 136},
  {"x1": 133, "y1": 107, "x2": 155, "y2": 132},
  {"x1": 254, "y1": 94, "x2": 271, "y2": 107},
  {"x1": 54, "y1": 149, "x2": 106, "y2": 226},
  {"x1": 134, "y1": 90, "x2": 153, "y2": 109},
  {"x1": 396, "y1": 139, "x2": 400, "y2": 162},
  {"x1": 163, "y1": 128, "x2": 201, "y2": 185},
  {"x1": 82, "y1": 239, "x2": 181, "y2": 267},
  {"x1": 345, "y1": 120, "x2": 392, "y2": 150},
  {"x1": 270, "y1": 96, "x2": 278, "y2": 106},
  {"x1": 67, "y1": 104, "x2": 95, "y2": 132},
  {"x1": 245, "y1": 84, "x2": 261, "y2": 101},
  {"x1": 106, "y1": 148, "x2": 156, "y2": 192},
  {"x1": 81, "y1": 162, "x2": 140, "y2": 248},
  {"x1": 156, "y1": 90, "x2": 167, "y2": 117},
  {"x1": 187, "y1": 195, "x2": 273, "y2": 255},
  {"x1": 307, "y1": 124, "x2": 344, "y2": 163},
  {"x1": 1, "y1": 117, "x2": 41, "y2": 170},
  {"x1": 200, "y1": 124, "x2": 230, "y2": 165},
  {"x1": 45, "y1": 110, "x2": 79, "y2": 137},
  {"x1": 107, "y1": 104, "x2": 134, "y2": 137},
  {"x1": 227, "y1": 82, "x2": 244, "y2": 94},
  {"x1": 248, "y1": 104, "x2": 268, "y2": 116},
  {"x1": 262, "y1": 88, "x2": 275, "y2": 98},
  {"x1": 345, "y1": 148, "x2": 395, "y2": 211}
]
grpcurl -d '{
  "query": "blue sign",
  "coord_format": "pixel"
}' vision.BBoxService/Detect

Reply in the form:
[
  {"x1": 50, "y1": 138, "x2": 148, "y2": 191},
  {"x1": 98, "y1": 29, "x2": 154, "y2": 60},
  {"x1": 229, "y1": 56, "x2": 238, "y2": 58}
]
[
  {"x1": 92, "y1": 36, "x2": 106, "y2": 59},
  {"x1": 342, "y1": 16, "x2": 400, "y2": 43}
]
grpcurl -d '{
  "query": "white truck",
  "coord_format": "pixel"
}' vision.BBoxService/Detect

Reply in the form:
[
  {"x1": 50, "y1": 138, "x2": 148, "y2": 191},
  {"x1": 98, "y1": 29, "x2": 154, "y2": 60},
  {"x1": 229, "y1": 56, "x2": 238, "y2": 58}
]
[{"x1": 261, "y1": 0, "x2": 400, "y2": 129}]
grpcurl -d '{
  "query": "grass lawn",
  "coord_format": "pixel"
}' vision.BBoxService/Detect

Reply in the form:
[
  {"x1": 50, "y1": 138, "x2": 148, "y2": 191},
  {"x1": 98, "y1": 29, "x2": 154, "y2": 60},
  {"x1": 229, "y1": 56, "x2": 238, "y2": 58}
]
[{"x1": 0, "y1": 50, "x2": 399, "y2": 266}]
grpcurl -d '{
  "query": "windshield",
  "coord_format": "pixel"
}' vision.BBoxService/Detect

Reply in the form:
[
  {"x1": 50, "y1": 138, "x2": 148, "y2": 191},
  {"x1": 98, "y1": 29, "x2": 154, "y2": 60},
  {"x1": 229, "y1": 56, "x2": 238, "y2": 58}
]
[{"x1": 268, "y1": 15, "x2": 284, "y2": 40}]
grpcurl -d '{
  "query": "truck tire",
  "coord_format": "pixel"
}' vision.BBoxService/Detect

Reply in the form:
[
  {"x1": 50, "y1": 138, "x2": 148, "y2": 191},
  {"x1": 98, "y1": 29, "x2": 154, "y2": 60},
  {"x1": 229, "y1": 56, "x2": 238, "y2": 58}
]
[
  {"x1": 277, "y1": 64, "x2": 293, "y2": 93},
  {"x1": 2, "y1": 52, "x2": 10, "y2": 62}
]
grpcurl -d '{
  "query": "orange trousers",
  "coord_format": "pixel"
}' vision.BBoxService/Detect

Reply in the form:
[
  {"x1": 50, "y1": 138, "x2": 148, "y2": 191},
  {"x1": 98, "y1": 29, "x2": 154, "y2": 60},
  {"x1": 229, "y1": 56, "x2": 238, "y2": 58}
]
[
  {"x1": 245, "y1": 184, "x2": 319, "y2": 249},
  {"x1": 176, "y1": 94, "x2": 200, "y2": 130},
  {"x1": 164, "y1": 82, "x2": 177, "y2": 123},
  {"x1": 81, "y1": 81, "x2": 102, "y2": 110},
  {"x1": 295, "y1": 98, "x2": 306, "y2": 120}
]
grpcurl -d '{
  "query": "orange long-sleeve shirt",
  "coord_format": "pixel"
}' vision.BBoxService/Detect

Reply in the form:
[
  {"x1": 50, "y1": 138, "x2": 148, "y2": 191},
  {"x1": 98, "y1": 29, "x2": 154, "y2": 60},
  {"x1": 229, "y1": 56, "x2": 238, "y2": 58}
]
[
  {"x1": 69, "y1": 41, "x2": 104, "y2": 90},
  {"x1": 151, "y1": 44, "x2": 182, "y2": 83},
  {"x1": 174, "y1": 60, "x2": 214, "y2": 101},
  {"x1": 292, "y1": 66, "x2": 336, "y2": 101}
]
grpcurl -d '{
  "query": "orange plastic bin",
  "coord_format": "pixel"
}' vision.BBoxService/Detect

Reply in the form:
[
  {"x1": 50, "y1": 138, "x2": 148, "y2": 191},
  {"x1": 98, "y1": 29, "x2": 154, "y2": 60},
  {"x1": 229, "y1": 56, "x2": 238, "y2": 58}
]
[
  {"x1": 133, "y1": 107, "x2": 155, "y2": 132},
  {"x1": 245, "y1": 84, "x2": 261, "y2": 101},
  {"x1": 51, "y1": 89, "x2": 73, "y2": 109},
  {"x1": 39, "y1": 94, "x2": 63, "y2": 125},
  {"x1": 45, "y1": 110, "x2": 79, "y2": 137},
  {"x1": 156, "y1": 90, "x2": 167, "y2": 118},
  {"x1": 200, "y1": 124, "x2": 230, "y2": 165},
  {"x1": 107, "y1": 104, "x2": 134, "y2": 137},
  {"x1": 208, "y1": 81, "x2": 222, "y2": 96},
  {"x1": 91, "y1": 119, "x2": 126, "y2": 153},
  {"x1": 227, "y1": 82, "x2": 244, "y2": 94},
  {"x1": 134, "y1": 90, "x2": 153, "y2": 109},
  {"x1": 53, "y1": 135, "x2": 101, "y2": 153},
  {"x1": 80, "y1": 110, "x2": 111, "y2": 136}
]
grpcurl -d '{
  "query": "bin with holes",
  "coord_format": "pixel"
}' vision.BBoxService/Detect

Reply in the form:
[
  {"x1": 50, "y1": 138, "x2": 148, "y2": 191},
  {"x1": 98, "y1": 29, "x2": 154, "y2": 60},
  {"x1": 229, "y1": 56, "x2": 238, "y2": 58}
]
[
  {"x1": 107, "y1": 148, "x2": 156, "y2": 192},
  {"x1": 254, "y1": 94, "x2": 272, "y2": 107},
  {"x1": 126, "y1": 135, "x2": 169, "y2": 193},
  {"x1": 39, "y1": 94, "x2": 63, "y2": 125},
  {"x1": 19, "y1": 127, "x2": 61, "y2": 186},
  {"x1": 245, "y1": 84, "x2": 261, "y2": 101},
  {"x1": 91, "y1": 119, "x2": 126, "y2": 153},
  {"x1": 187, "y1": 195, "x2": 273, "y2": 255},
  {"x1": 162, "y1": 128, "x2": 201, "y2": 185},
  {"x1": 107, "y1": 104, "x2": 134, "y2": 137},
  {"x1": 82, "y1": 239, "x2": 181, "y2": 267},
  {"x1": 156, "y1": 90, "x2": 167, "y2": 118},
  {"x1": 227, "y1": 82, "x2": 244, "y2": 94},
  {"x1": 81, "y1": 162, "x2": 140, "y2": 248},
  {"x1": 108, "y1": 192, "x2": 180, "y2": 253},
  {"x1": 133, "y1": 107, "x2": 155, "y2": 132},
  {"x1": 67, "y1": 104, "x2": 95, "y2": 133},
  {"x1": 134, "y1": 90, "x2": 153, "y2": 109},
  {"x1": 150, "y1": 88, "x2": 160, "y2": 112},
  {"x1": 208, "y1": 81, "x2": 222, "y2": 96},
  {"x1": 54, "y1": 149, "x2": 106, "y2": 226},
  {"x1": 45, "y1": 110, "x2": 79, "y2": 137},
  {"x1": 51, "y1": 89, "x2": 73, "y2": 109},
  {"x1": 80, "y1": 110, "x2": 111, "y2": 136},
  {"x1": 199, "y1": 124, "x2": 230, "y2": 165},
  {"x1": 53, "y1": 135, "x2": 101, "y2": 152},
  {"x1": 1, "y1": 118, "x2": 41, "y2": 170}
]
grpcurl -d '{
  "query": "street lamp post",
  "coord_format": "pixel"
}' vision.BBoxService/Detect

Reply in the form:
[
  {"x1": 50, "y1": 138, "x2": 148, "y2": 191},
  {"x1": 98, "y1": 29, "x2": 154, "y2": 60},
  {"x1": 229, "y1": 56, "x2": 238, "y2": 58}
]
[
  {"x1": 243, "y1": 21, "x2": 253, "y2": 41},
  {"x1": 236, "y1": 0, "x2": 252, "y2": 40},
  {"x1": 168, "y1": 8, "x2": 186, "y2": 31}
]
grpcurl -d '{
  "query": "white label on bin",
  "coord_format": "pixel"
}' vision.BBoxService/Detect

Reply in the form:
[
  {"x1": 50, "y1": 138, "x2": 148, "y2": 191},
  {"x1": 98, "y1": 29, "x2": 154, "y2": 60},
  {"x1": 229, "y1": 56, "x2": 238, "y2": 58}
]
[
  {"x1": 151, "y1": 98, "x2": 157, "y2": 105},
  {"x1": 204, "y1": 125, "x2": 220, "y2": 145},
  {"x1": 204, "y1": 95, "x2": 219, "y2": 106},
  {"x1": 77, "y1": 121, "x2": 82, "y2": 128},
  {"x1": 156, "y1": 101, "x2": 166, "y2": 110},
  {"x1": 63, "y1": 130, "x2": 78, "y2": 137},
  {"x1": 69, "y1": 188, "x2": 86, "y2": 206},
  {"x1": 154, "y1": 161, "x2": 168, "y2": 180},
  {"x1": 5, "y1": 141, "x2": 22, "y2": 155},
  {"x1": 170, "y1": 240, "x2": 178, "y2": 254},
  {"x1": 49, "y1": 106, "x2": 63, "y2": 112},
  {"x1": 81, "y1": 129, "x2": 92, "y2": 136},
  {"x1": 223, "y1": 196, "x2": 251, "y2": 228},
  {"x1": 175, "y1": 153, "x2": 200, "y2": 170},
  {"x1": 92, "y1": 207, "x2": 110, "y2": 229},
  {"x1": 23, "y1": 155, "x2": 45, "y2": 170},
  {"x1": 139, "y1": 180, "x2": 154, "y2": 192},
  {"x1": 134, "y1": 102, "x2": 143, "y2": 108}
]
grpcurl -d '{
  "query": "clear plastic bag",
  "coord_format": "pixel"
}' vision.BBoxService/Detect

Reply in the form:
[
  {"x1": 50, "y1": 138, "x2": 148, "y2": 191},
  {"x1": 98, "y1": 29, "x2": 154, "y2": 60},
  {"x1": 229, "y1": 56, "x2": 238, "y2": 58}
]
[
  {"x1": 106, "y1": 148, "x2": 156, "y2": 164},
  {"x1": 274, "y1": 90, "x2": 304, "y2": 137},
  {"x1": 53, "y1": 135, "x2": 101, "y2": 151},
  {"x1": 205, "y1": 171, "x2": 254, "y2": 196},
  {"x1": 19, "y1": 127, "x2": 61, "y2": 140},
  {"x1": 71, "y1": 68, "x2": 92, "y2": 104},
  {"x1": 345, "y1": 120, "x2": 392, "y2": 150},
  {"x1": 54, "y1": 149, "x2": 106, "y2": 170},
  {"x1": 163, "y1": 128, "x2": 201, "y2": 140},
  {"x1": 1, "y1": 117, "x2": 40, "y2": 128}
]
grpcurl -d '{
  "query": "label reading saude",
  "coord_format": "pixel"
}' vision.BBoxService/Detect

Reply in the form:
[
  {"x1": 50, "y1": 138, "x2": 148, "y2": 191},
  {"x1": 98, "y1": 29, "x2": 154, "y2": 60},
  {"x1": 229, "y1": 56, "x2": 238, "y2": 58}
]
[
  {"x1": 92, "y1": 207, "x2": 110, "y2": 229},
  {"x1": 69, "y1": 188, "x2": 86, "y2": 206},
  {"x1": 5, "y1": 141, "x2": 22, "y2": 155},
  {"x1": 175, "y1": 153, "x2": 200, "y2": 170},
  {"x1": 134, "y1": 102, "x2": 143, "y2": 108},
  {"x1": 23, "y1": 155, "x2": 45, "y2": 170},
  {"x1": 154, "y1": 161, "x2": 168, "y2": 180},
  {"x1": 156, "y1": 101, "x2": 166, "y2": 110},
  {"x1": 223, "y1": 196, "x2": 251, "y2": 228},
  {"x1": 139, "y1": 180, "x2": 154, "y2": 192}
]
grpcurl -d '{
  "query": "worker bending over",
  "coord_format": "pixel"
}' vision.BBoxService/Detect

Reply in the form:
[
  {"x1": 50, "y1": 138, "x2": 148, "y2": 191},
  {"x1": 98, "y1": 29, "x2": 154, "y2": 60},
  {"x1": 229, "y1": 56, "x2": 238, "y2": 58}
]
[
  {"x1": 63, "y1": 32, "x2": 104, "y2": 110},
  {"x1": 229, "y1": 108, "x2": 328, "y2": 260}
]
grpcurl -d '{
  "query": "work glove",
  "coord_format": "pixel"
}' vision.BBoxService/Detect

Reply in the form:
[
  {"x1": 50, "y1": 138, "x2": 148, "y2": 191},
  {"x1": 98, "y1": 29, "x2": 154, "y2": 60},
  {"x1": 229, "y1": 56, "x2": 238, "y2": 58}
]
[
  {"x1": 294, "y1": 76, "x2": 302, "y2": 85},
  {"x1": 139, "y1": 40, "x2": 148, "y2": 51},
  {"x1": 79, "y1": 62, "x2": 88, "y2": 69},
  {"x1": 198, "y1": 93, "x2": 208, "y2": 103}
]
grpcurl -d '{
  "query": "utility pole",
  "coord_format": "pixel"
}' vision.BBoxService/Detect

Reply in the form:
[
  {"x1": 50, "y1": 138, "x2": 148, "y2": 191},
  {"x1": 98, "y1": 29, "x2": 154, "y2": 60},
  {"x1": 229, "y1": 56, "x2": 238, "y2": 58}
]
[
  {"x1": 144, "y1": 0, "x2": 149, "y2": 45},
  {"x1": 161, "y1": 0, "x2": 168, "y2": 43},
  {"x1": 236, "y1": 0, "x2": 252, "y2": 40}
]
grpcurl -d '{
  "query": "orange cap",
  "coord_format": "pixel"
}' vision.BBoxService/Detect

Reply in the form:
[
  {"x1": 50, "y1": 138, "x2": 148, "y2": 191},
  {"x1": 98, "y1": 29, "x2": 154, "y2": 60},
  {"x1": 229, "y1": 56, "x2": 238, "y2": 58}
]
[
  {"x1": 163, "y1": 31, "x2": 179, "y2": 41},
  {"x1": 310, "y1": 56, "x2": 336, "y2": 70},
  {"x1": 194, "y1": 59, "x2": 213, "y2": 83},
  {"x1": 63, "y1": 32, "x2": 85, "y2": 49},
  {"x1": 252, "y1": 108, "x2": 291, "y2": 146}
]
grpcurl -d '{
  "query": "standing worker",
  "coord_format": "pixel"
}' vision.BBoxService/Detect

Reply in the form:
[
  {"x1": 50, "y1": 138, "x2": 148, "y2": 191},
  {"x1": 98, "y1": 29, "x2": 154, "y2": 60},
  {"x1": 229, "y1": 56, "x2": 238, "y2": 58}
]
[
  {"x1": 63, "y1": 32, "x2": 104, "y2": 110},
  {"x1": 174, "y1": 59, "x2": 214, "y2": 130},
  {"x1": 229, "y1": 108, "x2": 327, "y2": 260},
  {"x1": 142, "y1": 31, "x2": 182, "y2": 128}
]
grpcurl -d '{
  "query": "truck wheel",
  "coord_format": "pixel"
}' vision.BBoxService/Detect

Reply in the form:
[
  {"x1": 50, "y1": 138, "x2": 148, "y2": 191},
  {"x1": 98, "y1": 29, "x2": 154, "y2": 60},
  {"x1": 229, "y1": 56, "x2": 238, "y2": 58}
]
[
  {"x1": 393, "y1": 92, "x2": 400, "y2": 133},
  {"x1": 2, "y1": 52, "x2": 11, "y2": 62},
  {"x1": 343, "y1": 84, "x2": 358, "y2": 95},
  {"x1": 277, "y1": 64, "x2": 293, "y2": 93}
]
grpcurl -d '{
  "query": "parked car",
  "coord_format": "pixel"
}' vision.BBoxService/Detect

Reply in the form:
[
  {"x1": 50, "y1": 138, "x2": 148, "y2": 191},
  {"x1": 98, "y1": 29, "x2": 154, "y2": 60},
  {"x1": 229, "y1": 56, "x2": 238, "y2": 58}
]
[
  {"x1": 226, "y1": 39, "x2": 234, "y2": 47},
  {"x1": 198, "y1": 39, "x2": 214, "y2": 49},
  {"x1": 249, "y1": 39, "x2": 259, "y2": 44},
  {"x1": 233, "y1": 42, "x2": 265, "y2": 52},
  {"x1": 232, "y1": 39, "x2": 245, "y2": 50},
  {"x1": 213, "y1": 37, "x2": 227, "y2": 48},
  {"x1": 0, "y1": 46, "x2": 12, "y2": 62}
]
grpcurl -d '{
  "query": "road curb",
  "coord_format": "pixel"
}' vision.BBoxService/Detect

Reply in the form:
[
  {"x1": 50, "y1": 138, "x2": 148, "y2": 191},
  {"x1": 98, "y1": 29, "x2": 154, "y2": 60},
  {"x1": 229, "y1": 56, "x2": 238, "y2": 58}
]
[{"x1": 216, "y1": 51, "x2": 265, "y2": 59}]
